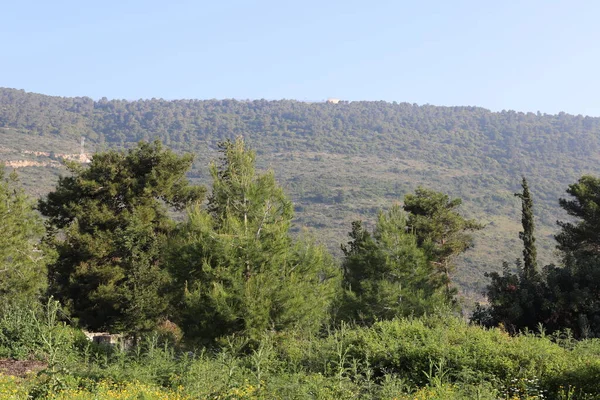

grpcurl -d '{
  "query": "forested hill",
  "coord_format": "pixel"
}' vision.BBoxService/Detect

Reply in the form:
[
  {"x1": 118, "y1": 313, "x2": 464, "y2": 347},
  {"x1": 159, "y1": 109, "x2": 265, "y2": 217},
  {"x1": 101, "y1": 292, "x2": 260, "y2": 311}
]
[{"x1": 2, "y1": 87, "x2": 600, "y2": 295}]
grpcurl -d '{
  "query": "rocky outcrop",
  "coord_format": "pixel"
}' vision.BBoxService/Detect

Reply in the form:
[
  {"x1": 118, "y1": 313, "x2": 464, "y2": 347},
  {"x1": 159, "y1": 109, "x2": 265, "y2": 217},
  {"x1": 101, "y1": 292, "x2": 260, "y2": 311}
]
[{"x1": 3, "y1": 160, "x2": 61, "y2": 168}]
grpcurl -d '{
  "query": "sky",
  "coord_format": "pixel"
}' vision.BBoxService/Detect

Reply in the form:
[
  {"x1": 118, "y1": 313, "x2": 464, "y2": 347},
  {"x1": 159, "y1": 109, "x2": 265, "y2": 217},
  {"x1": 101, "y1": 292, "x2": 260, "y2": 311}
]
[{"x1": 2, "y1": 0, "x2": 600, "y2": 116}]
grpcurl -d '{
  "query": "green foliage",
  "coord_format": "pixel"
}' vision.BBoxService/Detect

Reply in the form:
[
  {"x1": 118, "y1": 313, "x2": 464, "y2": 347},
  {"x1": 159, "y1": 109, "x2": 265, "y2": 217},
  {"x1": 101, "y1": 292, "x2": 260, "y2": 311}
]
[
  {"x1": 556, "y1": 176, "x2": 600, "y2": 259},
  {"x1": 4, "y1": 90, "x2": 600, "y2": 397},
  {"x1": 480, "y1": 176, "x2": 600, "y2": 339},
  {"x1": 478, "y1": 261, "x2": 546, "y2": 334},
  {"x1": 2, "y1": 307, "x2": 600, "y2": 399},
  {"x1": 478, "y1": 178, "x2": 545, "y2": 333},
  {"x1": 0, "y1": 299, "x2": 82, "y2": 364},
  {"x1": 403, "y1": 187, "x2": 483, "y2": 299},
  {"x1": 516, "y1": 177, "x2": 538, "y2": 279},
  {"x1": 543, "y1": 257, "x2": 600, "y2": 339},
  {"x1": 6, "y1": 87, "x2": 600, "y2": 292},
  {"x1": 546, "y1": 176, "x2": 600, "y2": 337},
  {"x1": 207, "y1": 138, "x2": 293, "y2": 227},
  {"x1": 0, "y1": 168, "x2": 51, "y2": 307},
  {"x1": 340, "y1": 206, "x2": 446, "y2": 324},
  {"x1": 39, "y1": 141, "x2": 205, "y2": 333},
  {"x1": 168, "y1": 138, "x2": 340, "y2": 342}
]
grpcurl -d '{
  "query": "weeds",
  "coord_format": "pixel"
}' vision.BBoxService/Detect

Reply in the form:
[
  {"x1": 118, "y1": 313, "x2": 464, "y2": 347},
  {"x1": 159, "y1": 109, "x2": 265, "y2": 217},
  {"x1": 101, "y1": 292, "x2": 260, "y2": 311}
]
[{"x1": 1, "y1": 306, "x2": 600, "y2": 399}]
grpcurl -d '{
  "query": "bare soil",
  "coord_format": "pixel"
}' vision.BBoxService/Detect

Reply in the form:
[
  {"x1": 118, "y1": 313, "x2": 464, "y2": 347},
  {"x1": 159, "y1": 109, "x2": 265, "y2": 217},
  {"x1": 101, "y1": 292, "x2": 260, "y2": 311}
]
[{"x1": 0, "y1": 359, "x2": 46, "y2": 377}]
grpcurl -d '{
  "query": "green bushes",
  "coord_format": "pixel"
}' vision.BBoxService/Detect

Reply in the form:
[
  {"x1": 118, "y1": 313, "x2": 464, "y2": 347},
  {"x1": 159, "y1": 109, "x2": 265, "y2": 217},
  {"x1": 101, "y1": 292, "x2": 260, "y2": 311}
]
[
  {"x1": 271, "y1": 315, "x2": 600, "y2": 399},
  {"x1": 350, "y1": 317, "x2": 567, "y2": 385},
  {"x1": 2, "y1": 280, "x2": 596, "y2": 399},
  {"x1": 2, "y1": 310, "x2": 600, "y2": 398}
]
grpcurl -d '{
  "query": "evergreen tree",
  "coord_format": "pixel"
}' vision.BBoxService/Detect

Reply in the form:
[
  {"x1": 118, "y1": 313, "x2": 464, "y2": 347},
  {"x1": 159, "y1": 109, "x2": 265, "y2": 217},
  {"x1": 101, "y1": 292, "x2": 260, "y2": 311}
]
[
  {"x1": 0, "y1": 168, "x2": 52, "y2": 306},
  {"x1": 340, "y1": 206, "x2": 445, "y2": 324},
  {"x1": 515, "y1": 177, "x2": 538, "y2": 280},
  {"x1": 168, "y1": 138, "x2": 340, "y2": 342},
  {"x1": 479, "y1": 261, "x2": 546, "y2": 333},
  {"x1": 477, "y1": 178, "x2": 545, "y2": 333},
  {"x1": 555, "y1": 175, "x2": 600, "y2": 258},
  {"x1": 475, "y1": 261, "x2": 523, "y2": 330},
  {"x1": 403, "y1": 188, "x2": 482, "y2": 300},
  {"x1": 39, "y1": 141, "x2": 205, "y2": 333},
  {"x1": 546, "y1": 175, "x2": 600, "y2": 336}
]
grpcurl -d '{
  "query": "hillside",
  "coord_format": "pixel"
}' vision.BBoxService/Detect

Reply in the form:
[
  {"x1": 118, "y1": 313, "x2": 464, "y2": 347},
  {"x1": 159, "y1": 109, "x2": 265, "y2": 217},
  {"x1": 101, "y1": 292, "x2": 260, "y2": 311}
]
[{"x1": 2, "y1": 87, "x2": 599, "y2": 297}]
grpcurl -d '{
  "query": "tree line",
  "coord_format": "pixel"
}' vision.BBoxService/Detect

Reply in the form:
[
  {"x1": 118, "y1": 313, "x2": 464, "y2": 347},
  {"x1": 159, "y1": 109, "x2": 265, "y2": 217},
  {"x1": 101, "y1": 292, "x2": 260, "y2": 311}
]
[
  {"x1": 474, "y1": 177, "x2": 600, "y2": 337},
  {"x1": 2, "y1": 138, "x2": 599, "y2": 342}
]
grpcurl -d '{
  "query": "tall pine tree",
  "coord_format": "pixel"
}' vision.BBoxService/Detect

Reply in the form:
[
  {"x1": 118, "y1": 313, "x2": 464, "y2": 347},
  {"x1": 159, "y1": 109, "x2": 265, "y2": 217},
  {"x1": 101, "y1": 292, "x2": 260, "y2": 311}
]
[
  {"x1": 168, "y1": 138, "x2": 340, "y2": 342},
  {"x1": 546, "y1": 175, "x2": 600, "y2": 336}
]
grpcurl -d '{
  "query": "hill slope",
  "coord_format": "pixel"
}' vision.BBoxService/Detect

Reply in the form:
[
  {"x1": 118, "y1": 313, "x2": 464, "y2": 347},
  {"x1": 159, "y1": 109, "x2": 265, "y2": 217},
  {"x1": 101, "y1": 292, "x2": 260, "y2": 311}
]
[{"x1": 2, "y1": 87, "x2": 599, "y2": 297}]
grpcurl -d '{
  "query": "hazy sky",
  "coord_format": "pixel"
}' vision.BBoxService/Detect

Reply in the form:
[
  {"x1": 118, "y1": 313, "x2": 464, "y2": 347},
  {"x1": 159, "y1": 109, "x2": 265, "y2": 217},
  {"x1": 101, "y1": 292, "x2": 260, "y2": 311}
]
[{"x1": 3, "y1": 1, "x2": 599, "y2": 115}]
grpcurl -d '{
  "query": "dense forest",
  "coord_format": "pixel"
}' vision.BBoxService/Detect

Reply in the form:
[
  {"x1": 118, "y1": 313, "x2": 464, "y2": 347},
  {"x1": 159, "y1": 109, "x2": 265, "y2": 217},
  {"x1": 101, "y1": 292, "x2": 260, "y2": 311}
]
[
  {"x1": 2, "y1": 88, "x2": 600, "y2": 296},
  {"x1": 1, "y1": 136, "x2": 600, "y2": 399}
]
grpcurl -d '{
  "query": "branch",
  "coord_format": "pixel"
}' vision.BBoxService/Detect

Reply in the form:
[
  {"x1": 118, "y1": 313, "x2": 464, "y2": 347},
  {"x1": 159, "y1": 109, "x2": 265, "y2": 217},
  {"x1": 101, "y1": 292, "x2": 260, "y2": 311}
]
[{"x1": 255, "y1": 200, "x2": 273, "y2": 239}]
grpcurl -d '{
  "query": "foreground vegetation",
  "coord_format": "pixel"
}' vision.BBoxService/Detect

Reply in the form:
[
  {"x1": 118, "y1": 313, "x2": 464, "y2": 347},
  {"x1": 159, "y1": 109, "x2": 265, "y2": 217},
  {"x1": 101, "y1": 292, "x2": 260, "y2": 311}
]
[{"x1": 1, "y1": 301, "x2": 600, "y2": 399}]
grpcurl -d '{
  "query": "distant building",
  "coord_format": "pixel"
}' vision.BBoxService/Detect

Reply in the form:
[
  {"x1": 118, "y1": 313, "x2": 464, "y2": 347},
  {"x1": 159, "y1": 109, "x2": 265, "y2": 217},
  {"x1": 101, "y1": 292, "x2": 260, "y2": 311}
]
[{"x1": 326, "y1": 98, "x2": 341, "y2": 104}]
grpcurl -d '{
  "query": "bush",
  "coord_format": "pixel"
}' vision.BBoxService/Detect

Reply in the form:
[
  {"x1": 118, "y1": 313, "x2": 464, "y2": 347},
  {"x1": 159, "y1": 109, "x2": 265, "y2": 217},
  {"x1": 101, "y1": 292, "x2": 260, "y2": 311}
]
[
  {"x1": 0, "y1": 300, "x2": 82, "y2": 364},
  {"x1": 4, "y1": 310, "x2": 600, "y2": 399}
]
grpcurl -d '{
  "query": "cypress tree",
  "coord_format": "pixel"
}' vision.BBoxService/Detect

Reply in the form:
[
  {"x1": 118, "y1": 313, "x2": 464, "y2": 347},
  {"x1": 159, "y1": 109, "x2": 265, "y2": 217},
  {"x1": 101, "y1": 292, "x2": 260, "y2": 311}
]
[
  {"x1": 477, "y1": 178, "x2": 544, "y2": 333},
  {"x1": 515, "y1": 177, "x2": 538, "y2": 280}
]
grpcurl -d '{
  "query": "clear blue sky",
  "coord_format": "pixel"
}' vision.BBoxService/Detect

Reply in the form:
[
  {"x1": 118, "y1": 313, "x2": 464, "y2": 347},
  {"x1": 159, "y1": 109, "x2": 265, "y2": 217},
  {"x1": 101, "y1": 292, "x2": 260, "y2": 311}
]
[{"x1": 2, "y1": 0, "x2": 599, "y2": 115}]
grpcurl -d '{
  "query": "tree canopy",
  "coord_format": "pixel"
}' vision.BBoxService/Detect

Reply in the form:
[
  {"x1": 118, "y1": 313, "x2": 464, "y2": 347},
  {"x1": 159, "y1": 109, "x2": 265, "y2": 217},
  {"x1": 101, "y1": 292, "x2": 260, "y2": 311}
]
[
  {"x1": 403, "y1": 188, "x2": 482, "y2": 299},
  {"x1": 39, "y1": 141, "x2": 205, "y2": 333},
  {"x1": 555, "y1": 175, "x2": 600, "y2": 258},
  {"x1": 340, "y1": 206, "x2": 445, "y2": 324},
  {"x1": 167, "y1": 138, "x2": 340, "y2": 342}
]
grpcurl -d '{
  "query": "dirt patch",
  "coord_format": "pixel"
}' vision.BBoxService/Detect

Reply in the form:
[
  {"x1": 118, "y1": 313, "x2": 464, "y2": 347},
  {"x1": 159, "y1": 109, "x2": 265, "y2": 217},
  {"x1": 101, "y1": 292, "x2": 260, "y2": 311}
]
[{"x1": 0, "y1": 359, "x2": 46, "y2": 377}]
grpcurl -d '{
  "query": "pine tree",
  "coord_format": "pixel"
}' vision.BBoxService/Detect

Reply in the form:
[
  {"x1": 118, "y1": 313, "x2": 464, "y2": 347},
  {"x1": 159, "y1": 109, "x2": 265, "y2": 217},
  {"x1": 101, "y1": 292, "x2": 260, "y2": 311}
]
[
  {"x1": 0, "y1": 168, "x2": 51, "y2": 306},
  {"x1": 39, "y1": 141, "x2": 205, "y2": 333},
  {"x1": 340, "y1": 206, "x2": 445, "y2": 324},
  {"x1": 168, "y1": 138, "x2": 340, "y2": 342},
  {"x1": 403, "y1": 188, "x2": 482, "y2": 301},
  {"x1": 547, "y1": 175, "x2": 600, "y2": 336},
  {"x1": 555, "y1": 175, "x2": 600, "y2": 258}
]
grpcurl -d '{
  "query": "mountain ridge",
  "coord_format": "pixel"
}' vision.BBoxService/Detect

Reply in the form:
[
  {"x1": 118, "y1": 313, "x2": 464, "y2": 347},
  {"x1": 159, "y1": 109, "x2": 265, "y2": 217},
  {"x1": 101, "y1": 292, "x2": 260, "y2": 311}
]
[{"x1": 5, "y1": 87, "x2": 597, "y2": 118}]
